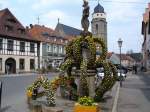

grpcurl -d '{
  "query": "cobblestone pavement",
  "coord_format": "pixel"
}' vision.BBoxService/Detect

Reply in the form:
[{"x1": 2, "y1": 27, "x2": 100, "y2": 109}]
[{"x1": 0, "y1": 73, "x2": 118, "y2": 112}]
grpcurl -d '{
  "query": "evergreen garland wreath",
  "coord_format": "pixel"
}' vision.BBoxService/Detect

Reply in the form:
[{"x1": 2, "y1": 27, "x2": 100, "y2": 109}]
[{"x1": 59, "y1": 36, "x2": 117, "y2": 101}]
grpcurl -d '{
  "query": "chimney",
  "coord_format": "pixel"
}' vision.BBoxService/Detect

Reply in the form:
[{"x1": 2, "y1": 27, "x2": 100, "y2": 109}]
[
  {"x1": 26, "y1": 26, "x2": 29, "y2": 30},
  {"x1": 30, "y1": 24, "x2": 33, "y2": 29},
  {"x1": 148, "y1": 3, "x2": 150, "y2": 11}
]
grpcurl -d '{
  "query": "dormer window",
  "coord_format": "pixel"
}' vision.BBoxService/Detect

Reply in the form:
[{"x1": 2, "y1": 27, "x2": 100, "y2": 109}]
[
  {"x1": 42, "y1": 32, "x2": 49, "y2": 37},
  {"x1": 18, "y1": 28, "x2": 25, "y2": 34},
  {"x1": 5, "y1": 25, "x2": 13, "y2": 32},
  {"x1": 7, "y1": 18, "x2": 16, "y2": 23}
]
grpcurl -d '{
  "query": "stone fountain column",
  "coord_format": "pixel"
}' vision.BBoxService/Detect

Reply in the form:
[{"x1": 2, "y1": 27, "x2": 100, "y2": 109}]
[
  {"x1": 72, "y1": 48, "x2": 96, "y2": 97},
  {"x1": 82, "y1": 47, "x2": 95, "y2": 97}
]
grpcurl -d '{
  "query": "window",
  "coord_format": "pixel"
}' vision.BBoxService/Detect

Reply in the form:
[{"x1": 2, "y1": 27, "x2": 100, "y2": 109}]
[
  {"x1": 96, "y1": 24, "x2": 98, "y2": 34},
  {"x1": 19, "y1": 59, "x2": 25, "y2": 70},
  {"x1": 5, "y1": 25, "x2": 13, "y2": 32},
  {"x1": 7, "y1": 18, "x2": 16, "y2": 23},
  {"x1": 7, "y1": 40, "x2": 13, "y2": 51},
  {"x1": 0, "y1": 58, "x2": 2, "y2": 71},
  {"x1": 0, "y1": 39, "x2": 3, "y2": 50},
  {"x1": 47, "y1": 44, "x2": 52, "y2": 52},
  {"x1": 30, "y1": 59, "x2": 35, "y2": 70},
  {"x1": 30, "y1": 43, "x2": 35, "y2": 53},
  {"x1": 59, "y1": 46, "x2": 63, "y2": 53},
  {"x1": 18, "y1": 29, "x2": 25, "y2": 34},
  {"x1": 65, "y1": 40, "x2": 68, "y2": 44},
  {"x1": 61, "y1": 39, "x2": 63, "y2": 43},
  {"x1": 20, "y1": 41, "x2": 25, "y2": 52},
  {"x1": 42, "y1": 32, "x2": 49, "y2": 37},
  {"x1": 53, "y1": 45, "x2": 57, "y2": 53}
]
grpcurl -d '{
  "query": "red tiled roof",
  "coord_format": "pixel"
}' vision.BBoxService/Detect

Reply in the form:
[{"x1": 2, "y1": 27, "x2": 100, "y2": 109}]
[
  {"x1": 0, "y1": 8, "x2": 39, "y2": 42},
  {"x1": 28, "y1": 25, "x2": 68, "y2": 45},
  {"x1": 116, "y1": 54, "x2": 135, "y2": 62}
]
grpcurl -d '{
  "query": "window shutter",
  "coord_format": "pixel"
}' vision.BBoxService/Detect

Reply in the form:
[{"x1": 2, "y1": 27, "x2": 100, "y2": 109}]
[
  {"x1": 148, "y1": 12, "x2": 150, "y2": 34},
  {"x1": 142, "y1": 21, "x2": 145, "y2": 35}
]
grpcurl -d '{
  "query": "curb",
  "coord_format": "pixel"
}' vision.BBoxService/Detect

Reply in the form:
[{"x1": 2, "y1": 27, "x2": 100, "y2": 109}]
[
  {"x1": 0, "y1": 73, "x2": 37, "y2": 78},
  {"x1": 112, "y1": 82, "x2": 120, "y2": 112}
]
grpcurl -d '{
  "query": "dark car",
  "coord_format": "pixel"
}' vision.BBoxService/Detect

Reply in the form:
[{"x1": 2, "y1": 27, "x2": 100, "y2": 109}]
[{"x1": 117, "y1": 66, "x2": 128, "y2": 74}]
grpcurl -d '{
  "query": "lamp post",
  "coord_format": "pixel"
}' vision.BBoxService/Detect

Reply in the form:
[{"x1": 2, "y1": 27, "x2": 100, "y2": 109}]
[{"x1": 117, "y1": 38, "x2": 123, "y2": 87}]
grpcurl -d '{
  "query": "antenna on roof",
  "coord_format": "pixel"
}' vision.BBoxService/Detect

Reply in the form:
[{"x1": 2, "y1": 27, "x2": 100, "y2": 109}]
[
  {"x1": 37, "y1": 16, "x2": 40, "y2": 25},
  {"x1": 98, "y1": 0, "x2": 100, "y2": 4},
  {"x1": 58, "y1": 18, "x2": 60, "y2": 24}
]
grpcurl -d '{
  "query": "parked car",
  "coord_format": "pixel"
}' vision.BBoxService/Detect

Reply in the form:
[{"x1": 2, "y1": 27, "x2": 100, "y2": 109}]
[
  {"x1": 117, "y1": 69, "x2": 127, "y2": 81},
  {"x1": 97, "y1": 68, "x2": 104, "y2": 79},
  {"x1": 117, "y1": 66, "x2": 128, "y2": 73},
  {"x1": 97, "y1": 71, "x2": 104, "y2": 79}
]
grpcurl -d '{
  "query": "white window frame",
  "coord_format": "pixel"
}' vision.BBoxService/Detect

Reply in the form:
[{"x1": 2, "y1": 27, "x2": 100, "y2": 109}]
[
  {"x1": 59, "y1": 45, "x2": 63, "y2": 53},
  {"x1": 47, "y1": 44, "x2": 52, "y2": 52},
  {"x1": 0, "y1": 58, "x2": 2, "y2": 71},
  {"x1": 53, "y1": 45, "x2": 57, "y2": 53}
]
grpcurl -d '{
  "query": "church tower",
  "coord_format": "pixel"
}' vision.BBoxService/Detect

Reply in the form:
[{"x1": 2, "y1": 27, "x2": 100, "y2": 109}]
[{"x1": 91, "y1": 3, "x2": 107, "y2": 47}]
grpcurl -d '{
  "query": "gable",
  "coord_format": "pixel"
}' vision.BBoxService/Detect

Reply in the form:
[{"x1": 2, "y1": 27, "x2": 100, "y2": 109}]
[
  {"x1": 55, "y1": 23, "x2": 81, "y2": 37},
  {"x1": 0, "y1": 8, "x2": 38, "y2": 41}
]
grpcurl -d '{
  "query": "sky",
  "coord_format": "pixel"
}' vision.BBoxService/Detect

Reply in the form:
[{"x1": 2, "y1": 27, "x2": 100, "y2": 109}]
[{"x1": 0, "y1": 0, "x2": 149, "y2": 53}]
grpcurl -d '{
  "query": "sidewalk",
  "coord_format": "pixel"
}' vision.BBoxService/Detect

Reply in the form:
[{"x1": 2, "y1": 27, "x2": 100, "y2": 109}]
[
  {"x1": 117, "y1": 73, "x2": 150, "y2": 112},
  {"x1": 0, "y1": 72, "x2": 58, "y2": 78}
]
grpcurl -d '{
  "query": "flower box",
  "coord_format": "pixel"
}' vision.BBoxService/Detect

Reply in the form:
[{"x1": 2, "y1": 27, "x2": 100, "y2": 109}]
[{"x1": 74, "y1": 103, "x2": 100, "y2": 112}]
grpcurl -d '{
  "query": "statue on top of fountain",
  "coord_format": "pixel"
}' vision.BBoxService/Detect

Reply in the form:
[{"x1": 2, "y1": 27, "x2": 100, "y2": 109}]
[{"x1": 81, "y1": 0, "x2": 92, "y2": 37}]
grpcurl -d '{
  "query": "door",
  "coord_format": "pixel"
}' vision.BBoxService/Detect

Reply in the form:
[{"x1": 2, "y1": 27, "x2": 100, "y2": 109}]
[{"x1": 5, "y1": 58, "x2": 16, "y2": 74}]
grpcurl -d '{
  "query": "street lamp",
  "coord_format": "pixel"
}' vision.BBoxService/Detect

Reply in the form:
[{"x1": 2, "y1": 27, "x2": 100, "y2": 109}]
[{"x1": 117, "y1": 38, "x2": 123, "y2": 87}]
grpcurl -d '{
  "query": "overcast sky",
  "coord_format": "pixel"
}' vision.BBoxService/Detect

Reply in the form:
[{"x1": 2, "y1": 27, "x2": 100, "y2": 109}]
[{"x1": 0, "y1": 0, "x2": 149, "y2": 53}]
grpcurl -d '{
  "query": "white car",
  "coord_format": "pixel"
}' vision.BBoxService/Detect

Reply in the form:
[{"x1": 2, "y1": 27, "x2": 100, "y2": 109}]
[
  {"x1": 117, "y1": 72, "x2": 126, "y2": 77},
  {"x1": 117, "y1": 69, "x2": 127, "y2": 78}
]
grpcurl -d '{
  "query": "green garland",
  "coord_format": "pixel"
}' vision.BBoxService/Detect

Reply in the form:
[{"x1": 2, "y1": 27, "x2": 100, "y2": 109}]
[
  {"x1": 60, "y1": 35, "x2": 117, "y2": 101},
  {"x1": 94, "y1": 61, "x2": 118, "y2": 102},
  {"x1": 26, "y1": 75, "x2": 78, "y2": 106},
  {"x1": 94, "y1": 37, "x2": 107, "y2": 67},
  {"x1": 27, "y1": 35, "x2": 117, "y2": 104},
  {"x1": 85, "y1": 36, "x2": 96, "y2": 69}
]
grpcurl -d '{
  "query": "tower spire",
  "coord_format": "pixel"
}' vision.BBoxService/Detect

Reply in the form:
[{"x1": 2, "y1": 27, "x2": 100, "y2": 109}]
[{"x1": 37, "y1": 16, "x2": 40, "y2": 25}]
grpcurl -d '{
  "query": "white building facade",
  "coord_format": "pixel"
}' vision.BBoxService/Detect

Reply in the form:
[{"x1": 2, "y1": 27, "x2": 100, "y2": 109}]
[
  {"x1": 0, "y1": 38, "x2": 39, "y2": 74},
  {"x1": 28, "y1": 25, "x2": 68, "y2": 69},
  {"x1": 0, "y1": 8, "x2": 40, "y2": 74}
]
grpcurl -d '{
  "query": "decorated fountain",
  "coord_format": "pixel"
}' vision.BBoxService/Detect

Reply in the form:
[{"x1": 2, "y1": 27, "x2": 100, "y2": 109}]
[{"x1": 26, "y1": 0, "x2": 117, "y2": 112}]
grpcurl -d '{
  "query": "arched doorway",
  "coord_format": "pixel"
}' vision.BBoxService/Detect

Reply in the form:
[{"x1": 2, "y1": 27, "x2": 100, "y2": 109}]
[{"x1": 5, "y1": 58, "x2": 16, "y2": 74}]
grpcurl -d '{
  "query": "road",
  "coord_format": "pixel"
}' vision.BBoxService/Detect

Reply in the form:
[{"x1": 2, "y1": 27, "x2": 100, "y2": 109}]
[
  {"x1": 117, "y1": 72, "x2": 150, "y2": 112},
  {"x1": 0, "y1": 73, "x2": 57, "y2": 112}
]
